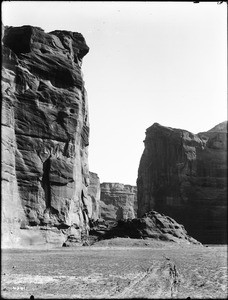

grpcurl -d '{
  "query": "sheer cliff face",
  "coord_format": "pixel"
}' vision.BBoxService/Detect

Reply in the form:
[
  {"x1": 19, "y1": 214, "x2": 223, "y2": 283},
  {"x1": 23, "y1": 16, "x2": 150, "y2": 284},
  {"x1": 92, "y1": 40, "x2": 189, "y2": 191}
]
[
  {"x1": 88, "y1": 172, "x2": 101, "y2": 222},
  {"x1": 137, "y1": 122, "x2": 227, "y2": 244},
  {"x1": 2, "y1": 25, "x2": 91, "y2": 247},
  {"x1": 100, "y1": 183, "x2": 137, "y2": 222}
]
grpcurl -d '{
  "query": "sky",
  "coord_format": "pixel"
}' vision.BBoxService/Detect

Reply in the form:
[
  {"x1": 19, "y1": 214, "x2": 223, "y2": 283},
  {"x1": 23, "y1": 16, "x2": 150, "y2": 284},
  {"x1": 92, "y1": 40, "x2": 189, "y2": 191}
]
[{"x1": 2, "y1": 1, "x2": 227, "y2": 185}]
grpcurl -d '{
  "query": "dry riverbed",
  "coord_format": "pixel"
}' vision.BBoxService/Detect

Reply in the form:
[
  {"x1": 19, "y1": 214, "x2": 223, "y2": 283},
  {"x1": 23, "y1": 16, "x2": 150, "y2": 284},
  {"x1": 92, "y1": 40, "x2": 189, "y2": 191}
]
[{"x1": 1, "y1": 238, "x2": 227, "y2": 299}]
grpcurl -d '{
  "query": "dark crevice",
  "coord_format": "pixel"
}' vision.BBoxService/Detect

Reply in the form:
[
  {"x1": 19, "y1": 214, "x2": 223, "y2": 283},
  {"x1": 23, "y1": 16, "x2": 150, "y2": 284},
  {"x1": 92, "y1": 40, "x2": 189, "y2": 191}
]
[
  {"x1": 56, "y1": 111, "x2": 68, "y2": 129},
  {"x1": 15, "y1": 132, "x2": 68, "y2": 142},
  {"x1": 50, "y1": 181, "x2": 72, "y2": 186},
  {"x1": 49, "y1": 206, "x2": 59, "y2": 215},
  {"x1": 54, "y1": 223, "x2": 70, "y2": 229},
  {"x1": 63, "y1": 140, "x2": 70, "y2": 156},
  {"x1": 42, "y1": 156, "x2": 51, "y2": 208},
  {"x1": 81, "y1": 190, "x2": 89, "y2": 221},
  {"x1": 56, "y1": 111, "x2": 71, "y2": 141}
]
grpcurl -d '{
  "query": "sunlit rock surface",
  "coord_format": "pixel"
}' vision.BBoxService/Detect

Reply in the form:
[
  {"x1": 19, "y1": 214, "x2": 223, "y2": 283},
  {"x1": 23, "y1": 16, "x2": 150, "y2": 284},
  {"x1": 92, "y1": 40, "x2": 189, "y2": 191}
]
[
  {"x1": 137, "y1": 122, "x2": 227, "y2": 244},
  {"x1": 1, "y1": 25, "x2": 93, "y2": 247},
  {"x1": 100, "y1": 182, "x2": 137, "y2": 222},
  {"x1": 87, "y1": 172, "x2": 101, "y2": 222}
]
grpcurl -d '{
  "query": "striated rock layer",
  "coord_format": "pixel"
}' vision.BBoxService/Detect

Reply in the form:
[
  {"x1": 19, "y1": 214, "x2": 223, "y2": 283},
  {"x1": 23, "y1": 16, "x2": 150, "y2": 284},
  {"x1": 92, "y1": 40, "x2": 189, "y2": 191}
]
[
  {"x1": 100, "y1": 182, "x2": 137, "y2": 222},
  {"x1": 1, "y1": 25, "x2": 94, "y2": 247},
  {"x1": 137, "y1": 122, "x2": 227, "y2": 244}
]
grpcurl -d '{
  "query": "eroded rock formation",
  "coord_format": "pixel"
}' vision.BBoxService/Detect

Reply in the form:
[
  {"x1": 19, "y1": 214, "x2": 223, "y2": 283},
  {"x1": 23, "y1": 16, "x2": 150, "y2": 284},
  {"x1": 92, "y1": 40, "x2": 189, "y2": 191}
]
[
  {"x1": 100, "y1": 183, "x2": 137, "y2": 222},
  {"x1": 137, "y1": 122, "x2": 227, "y2": 244},
  {"x1": 2, "y1": 25, "x2": 93, "y2": 247},
  {"x1": 103, "y1": 210, "x2": 200, "y2": 245}
]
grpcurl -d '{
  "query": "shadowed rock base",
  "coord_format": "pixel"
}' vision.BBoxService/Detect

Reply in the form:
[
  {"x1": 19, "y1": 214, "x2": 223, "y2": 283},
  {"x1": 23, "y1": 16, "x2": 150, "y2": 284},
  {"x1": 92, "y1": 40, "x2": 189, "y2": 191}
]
[{"x1": 90, "y1": 210, "x2": 201, "y2": 246}]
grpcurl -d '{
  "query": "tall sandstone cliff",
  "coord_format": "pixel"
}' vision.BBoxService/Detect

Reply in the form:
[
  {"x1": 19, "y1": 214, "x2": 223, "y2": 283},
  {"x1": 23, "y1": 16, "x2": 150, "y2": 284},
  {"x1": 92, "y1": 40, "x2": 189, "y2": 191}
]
[
  {"x1": 100, "y1": 183, "x2": 137, "y2": 222},
  {"x1": 137, "y1": 122, "x2": 227, "y2": 244},
  {"x1": 1, "y1": 25, "x2": 97, "y2": 247},
  {"x1": 88, "y1": 172, "x2": 101, "y2": 222}
]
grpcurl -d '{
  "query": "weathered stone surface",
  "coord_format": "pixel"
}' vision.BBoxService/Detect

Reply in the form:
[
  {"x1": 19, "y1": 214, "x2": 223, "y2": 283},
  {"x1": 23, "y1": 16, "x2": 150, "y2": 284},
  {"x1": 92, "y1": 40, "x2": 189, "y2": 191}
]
[
  {"x1": 100, "y1": 183, "x2": 137, "y2": 222},
  {"x1": 87, "y1": 172, "x2": 101, "y2": 222},
  {"x1": 137, "y1": 122, "x2": 227, "y2": 244},
  {"x1": 104, "y1": 210, "x2": 201, "y2": 245},
  {"x1": 2, "y1": 25, "x2": 93, "y2": 247}
]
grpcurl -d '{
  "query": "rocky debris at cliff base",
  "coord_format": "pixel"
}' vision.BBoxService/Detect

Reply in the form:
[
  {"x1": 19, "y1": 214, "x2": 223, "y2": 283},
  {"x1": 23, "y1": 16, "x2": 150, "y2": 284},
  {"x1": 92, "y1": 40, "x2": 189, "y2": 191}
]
[
  {"x1": 91, "y1": 210, "x2": 201, "y2": 245},
  {"x1": 87, "y1": 218, "x2": 117, "y2": 245}
]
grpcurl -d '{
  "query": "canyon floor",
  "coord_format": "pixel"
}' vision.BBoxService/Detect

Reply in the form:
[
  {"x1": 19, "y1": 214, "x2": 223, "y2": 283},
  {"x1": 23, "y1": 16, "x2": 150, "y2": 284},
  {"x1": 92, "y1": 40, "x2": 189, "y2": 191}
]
[{"x1": 1, "y1": 238, "x2": 227, "y2": 299}]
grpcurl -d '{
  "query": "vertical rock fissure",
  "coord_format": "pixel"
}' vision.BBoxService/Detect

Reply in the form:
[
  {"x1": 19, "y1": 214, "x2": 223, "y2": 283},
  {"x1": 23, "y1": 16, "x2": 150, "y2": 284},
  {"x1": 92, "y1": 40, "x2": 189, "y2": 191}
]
[{"x1": 42, "y1": 156, "x2": 51, "y2": 209}]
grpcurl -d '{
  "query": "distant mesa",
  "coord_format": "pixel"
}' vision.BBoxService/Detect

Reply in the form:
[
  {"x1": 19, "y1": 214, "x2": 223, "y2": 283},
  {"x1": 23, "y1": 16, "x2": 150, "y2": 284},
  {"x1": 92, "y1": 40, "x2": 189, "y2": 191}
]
[{"x1": 100, "y1": 182, "x2": 137, "y2": 223}]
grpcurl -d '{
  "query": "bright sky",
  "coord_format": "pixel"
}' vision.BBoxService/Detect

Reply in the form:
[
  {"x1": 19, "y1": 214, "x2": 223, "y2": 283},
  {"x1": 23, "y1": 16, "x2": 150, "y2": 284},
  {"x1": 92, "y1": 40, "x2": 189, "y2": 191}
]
[{"x1": 2, "y1": 1, "x2": 227, "y2": 185}]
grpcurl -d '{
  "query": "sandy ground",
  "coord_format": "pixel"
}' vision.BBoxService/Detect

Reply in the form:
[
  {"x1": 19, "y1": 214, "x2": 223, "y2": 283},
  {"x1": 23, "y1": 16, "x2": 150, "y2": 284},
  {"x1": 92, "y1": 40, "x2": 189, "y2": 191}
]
[{"x1": 1, "y1": 238, "x2": 227, "y2": 299}]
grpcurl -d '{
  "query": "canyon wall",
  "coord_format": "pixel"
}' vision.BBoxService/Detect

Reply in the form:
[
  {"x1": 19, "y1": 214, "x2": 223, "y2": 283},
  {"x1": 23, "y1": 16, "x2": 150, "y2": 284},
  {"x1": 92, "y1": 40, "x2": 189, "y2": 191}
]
[
  {"x1": 100, "y1": 183, "x2": 137, "y2": 222},
  {"x1": 137, "y1": 122, "x2": 227, "y2": 244},
  {"x1": 87, "y1": 172, "x2": 101, "y2": 222},
  {"x1": 2, "y1": 25, "x2": 95, "y2": 247}
]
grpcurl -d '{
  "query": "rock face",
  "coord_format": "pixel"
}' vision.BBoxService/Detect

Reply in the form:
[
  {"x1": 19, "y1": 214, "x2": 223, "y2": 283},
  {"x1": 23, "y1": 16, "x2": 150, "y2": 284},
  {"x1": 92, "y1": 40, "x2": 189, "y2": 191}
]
[
  {"x1": 104, "y1": 210, "x2": 200, "y2": 245},
  {"x1": 87, "y1": 172, "x2": 101, "y2": 222},
  {"x1": 1, "y1": 25, "x2": 94, "y2": 247},
  {"x1": 137, "y1": 122, "x2": 227, "y2": 244},
  {"x1": 100, "y1": 183, "x2": 137, "y2": 222}
]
